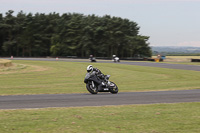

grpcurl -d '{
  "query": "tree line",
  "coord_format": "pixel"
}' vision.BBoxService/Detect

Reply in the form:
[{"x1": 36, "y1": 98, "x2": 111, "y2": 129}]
[{"x1": 0, "y1": 10, "x2": 152, "y2": 58}]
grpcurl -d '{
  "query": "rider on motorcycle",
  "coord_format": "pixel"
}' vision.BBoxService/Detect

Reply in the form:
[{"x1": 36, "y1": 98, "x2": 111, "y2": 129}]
[
  {"x1": 89, "y1": 55, "x2": 96, "y2": 62},
  {"x1": 86, "y1": 65, "x2": 106, "y2": 90},
  {"x1": 112, "y1": 55, "x2": 116, "y2": 60}
]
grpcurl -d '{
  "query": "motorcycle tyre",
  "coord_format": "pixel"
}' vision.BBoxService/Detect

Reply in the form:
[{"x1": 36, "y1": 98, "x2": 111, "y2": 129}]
[
  {"x1": 86, "y1": 83, "x2": 98, "y2": 94},
  {"x1": 109, "y1": 82, "x2": 118, "y2": 94}
]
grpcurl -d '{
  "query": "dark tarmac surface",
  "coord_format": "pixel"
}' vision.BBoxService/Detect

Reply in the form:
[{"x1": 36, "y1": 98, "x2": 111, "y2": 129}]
[
  {"x1": 1, "y1": 90, "x2": 200, "y2": 109},
  {"x1": 0, "y1": 58, "x2": 200, "y2": 109}
]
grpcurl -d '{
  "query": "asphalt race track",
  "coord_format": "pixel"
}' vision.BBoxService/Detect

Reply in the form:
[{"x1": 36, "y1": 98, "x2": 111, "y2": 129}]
[
  {"x1": 0, "y1": 58, "x2": 200, "y2": 109},
  {"x1": 1, "y1": 90, "x2": 200, "y2": 109}
]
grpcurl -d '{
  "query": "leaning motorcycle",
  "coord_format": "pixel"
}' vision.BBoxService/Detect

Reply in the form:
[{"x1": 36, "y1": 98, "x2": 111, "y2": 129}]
[
  {"x1": 84, "y1": 71, "x2": 118, "y2": 94},
  {"x1": 112, "y1": 57, "x2": 120, "y2": 62},
  {"x1": 90, "y1": 57, "x2": 96, "y2": 62}
]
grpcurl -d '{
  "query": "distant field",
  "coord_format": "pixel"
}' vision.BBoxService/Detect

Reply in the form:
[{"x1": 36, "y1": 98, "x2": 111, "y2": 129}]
[
  {"x1": 152, "y1": 56, "x2": 200, "y2": 62},
  {"x1": 152, "y1": 56, "x2": 200, "y2": 59},
  {"x1": 166, "y1": 56, "x2": 200, "y2": 59},
  {"x1": 0, "y1": 60, "x2": 200, "y2": 95}
]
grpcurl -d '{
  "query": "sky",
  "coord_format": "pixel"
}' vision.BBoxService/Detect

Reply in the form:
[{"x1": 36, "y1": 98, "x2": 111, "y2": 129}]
[{"x1": 1, "y1": 0, "x2": 200, "y2": 47}]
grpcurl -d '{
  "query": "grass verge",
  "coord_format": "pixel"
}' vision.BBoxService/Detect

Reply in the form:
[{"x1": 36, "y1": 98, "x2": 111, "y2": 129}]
[{"x1": 0, "y1": 102, "x2": 199, "y2": 133}]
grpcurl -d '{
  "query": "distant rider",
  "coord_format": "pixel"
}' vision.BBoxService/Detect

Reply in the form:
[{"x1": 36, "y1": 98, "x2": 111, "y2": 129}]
[
  {"x1": 89, "y1": 55, "x2": 96, "y2": 62},
  {"x1": 86, "y1": 65, "x2": 106, "y2": 90},
  {"x1": 112, "y1": 55, "x2": 116, "y2": 60},
  {"x1": 89, "y1": 55, "x2": 93, "y2": 60}
]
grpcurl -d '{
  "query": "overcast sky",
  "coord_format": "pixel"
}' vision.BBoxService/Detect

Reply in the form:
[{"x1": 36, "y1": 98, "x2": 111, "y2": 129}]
[{"x1": 1, "y1": 0, "x2": 200, "y2": 47}]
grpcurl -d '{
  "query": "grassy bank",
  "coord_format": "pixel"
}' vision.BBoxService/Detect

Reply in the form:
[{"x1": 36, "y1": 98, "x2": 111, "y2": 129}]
[
  {"x1": 0, "y1": 60, "x2": 200, "y2": 95},
  {"x1": 0, "y1": 102, "x2": 199, "y2": 133},
  {"x1": 0, "y1": 59, "x2": 12, "y2": 67}
]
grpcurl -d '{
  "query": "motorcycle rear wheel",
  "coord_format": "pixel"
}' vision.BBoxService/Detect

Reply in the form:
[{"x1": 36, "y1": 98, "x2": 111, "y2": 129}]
[{"x1": 86, "y1": 84, "x2": 98, "y2": 94}]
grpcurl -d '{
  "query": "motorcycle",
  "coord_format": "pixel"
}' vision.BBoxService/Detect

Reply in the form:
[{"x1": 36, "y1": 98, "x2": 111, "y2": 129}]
[
  {"x1": 89, "y1": 55, "x2": 96, "y2": 62},
  {"x1": 112, "y1": 57, "x2": 120, "y2": 62},
  {"x1": 84, "y1": 71, "x2": 118, "y2": 94},
  {"x1": 90, "y1": 57, "x2": 96, "y2": 62}
]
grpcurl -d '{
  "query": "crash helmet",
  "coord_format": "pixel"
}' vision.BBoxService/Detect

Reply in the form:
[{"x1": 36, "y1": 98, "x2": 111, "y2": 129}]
[
  {"x1": 113, "y1": 55, "x2": 116, "y2": 58},
  {"x1": 87, "y1": 65, "x2": 93, "y2": 73}
]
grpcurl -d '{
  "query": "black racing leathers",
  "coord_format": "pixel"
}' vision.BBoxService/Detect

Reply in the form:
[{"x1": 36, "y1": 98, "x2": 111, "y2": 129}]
[
  {"x1": 93, "y1": 68, "x2": 105, "y2": 80},
  {"x1": 93, "y1": 68, "x2": 105, "y2": 90}
]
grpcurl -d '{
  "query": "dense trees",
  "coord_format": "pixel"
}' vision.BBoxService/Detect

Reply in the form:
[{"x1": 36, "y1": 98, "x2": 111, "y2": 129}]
[{"x1": 0, "y1": 10, "x2": 151, "y2": 58}]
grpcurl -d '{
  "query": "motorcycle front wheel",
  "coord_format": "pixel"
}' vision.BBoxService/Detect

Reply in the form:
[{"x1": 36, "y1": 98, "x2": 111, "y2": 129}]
[
  {"x1": 86, "y1": 83, "x2": 98, "y2": 94},
  {"x1": 109, "y1": 82, "x2": 118, "y2": 94}
]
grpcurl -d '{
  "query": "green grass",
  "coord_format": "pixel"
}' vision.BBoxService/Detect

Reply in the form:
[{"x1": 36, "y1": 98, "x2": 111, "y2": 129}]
[
  {"x1": 1, "y1": 60, "x2": 200, "y2": 133},
  {"x1": 0, "y1": 60, "x2": 200, "y2": 95},
  {"x1": 0, "y1": 102, "x2": 200, "y2": 133}
]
